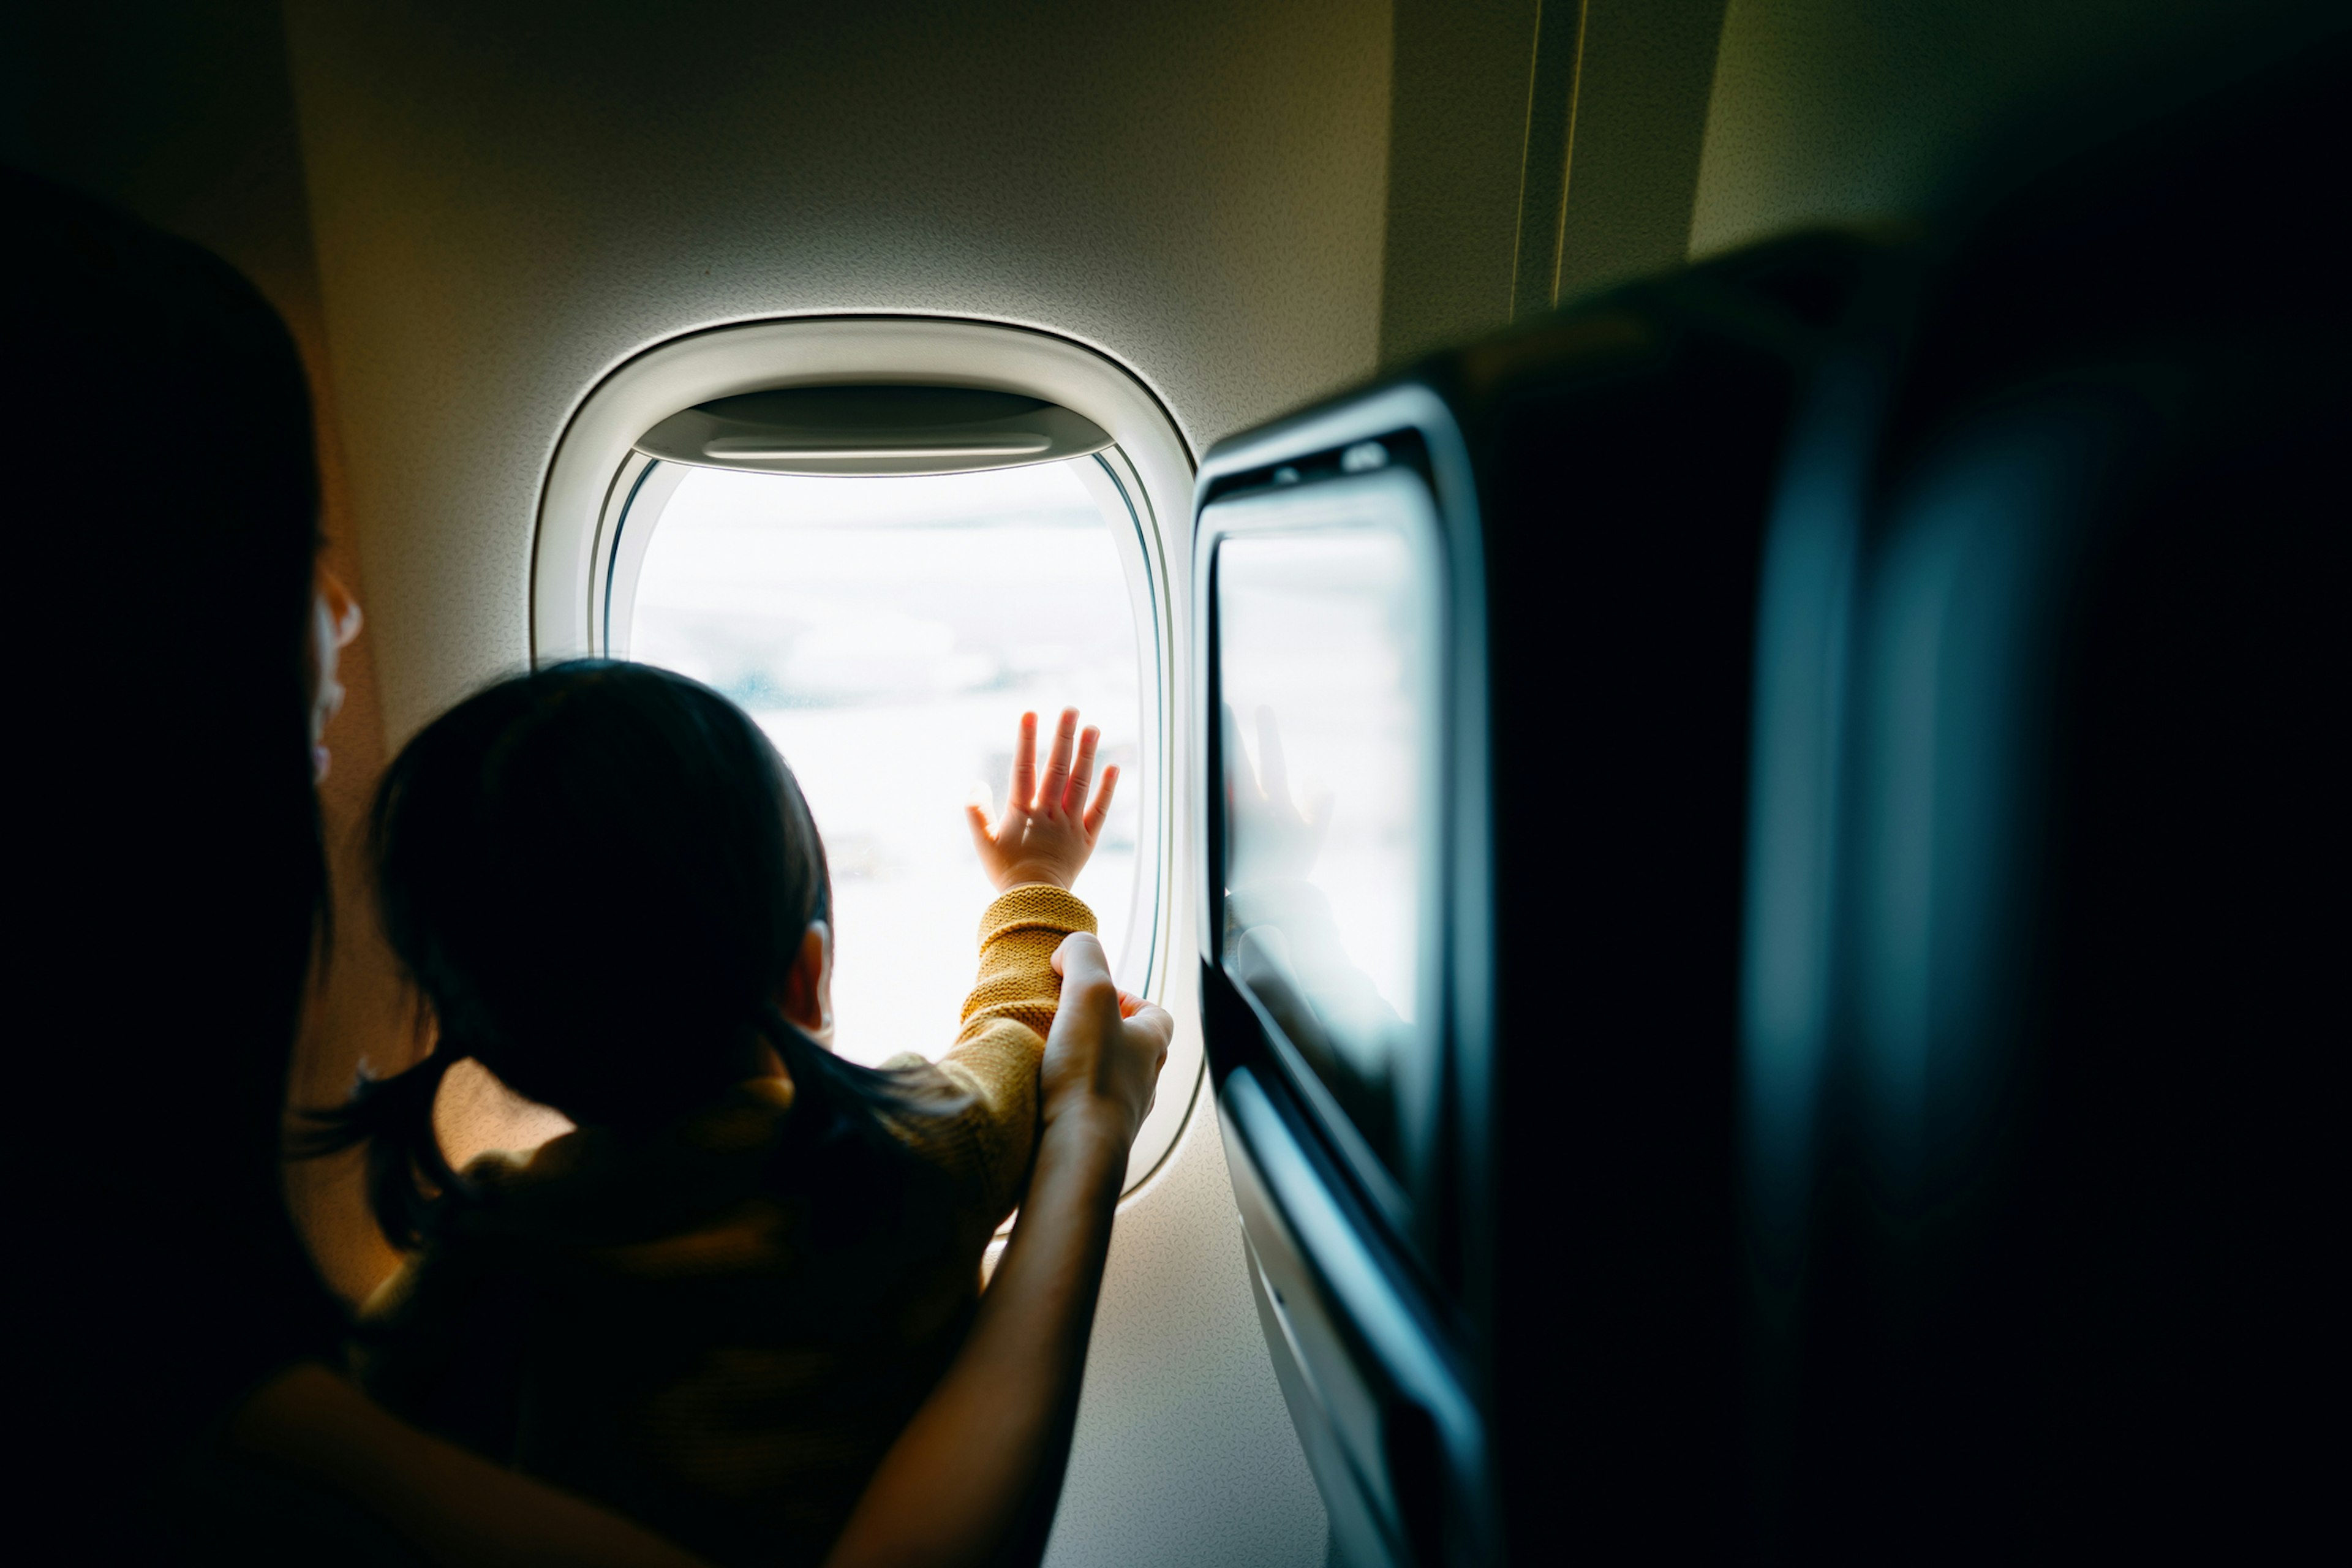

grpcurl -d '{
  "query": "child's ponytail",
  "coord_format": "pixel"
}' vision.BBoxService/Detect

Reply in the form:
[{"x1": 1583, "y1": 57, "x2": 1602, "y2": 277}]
[
  {"x1": 297, "y1": 661, "x2": 949, "y2": 1252},
  {"x1": 755, "y1": 1001, "x2": 938, "y2": 1246},
  {"x1": 294, "y1": 1044, "x2": 469, "y2": 1250}
]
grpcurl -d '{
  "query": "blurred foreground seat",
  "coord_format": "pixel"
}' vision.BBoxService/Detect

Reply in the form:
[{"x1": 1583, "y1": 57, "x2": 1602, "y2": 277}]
[{"x1": 1738, "y1": 34, "x2": 2347, "y2": 1562}]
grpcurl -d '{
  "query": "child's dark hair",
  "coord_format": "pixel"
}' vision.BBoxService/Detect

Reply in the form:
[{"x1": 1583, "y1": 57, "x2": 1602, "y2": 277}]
[{"x1": 300, "y1": 660, "x2": 916, "y2": 1248}]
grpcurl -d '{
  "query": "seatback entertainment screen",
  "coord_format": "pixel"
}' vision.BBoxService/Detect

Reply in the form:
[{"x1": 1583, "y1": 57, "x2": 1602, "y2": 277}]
[{"x1": 1210, "y1": 464, "x2": 1444, "y2": 1224}]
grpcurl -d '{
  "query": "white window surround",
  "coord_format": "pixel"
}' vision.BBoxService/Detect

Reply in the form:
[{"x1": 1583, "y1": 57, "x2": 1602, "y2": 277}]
[{"x1": 532, "y1": 315, "x2": 1202, "y2": 1194}]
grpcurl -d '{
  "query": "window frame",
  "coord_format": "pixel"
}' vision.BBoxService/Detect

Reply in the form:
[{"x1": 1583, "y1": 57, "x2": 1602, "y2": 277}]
[{"x1": 533, "y1": 316, "x2": 1199, "y2": 1194}]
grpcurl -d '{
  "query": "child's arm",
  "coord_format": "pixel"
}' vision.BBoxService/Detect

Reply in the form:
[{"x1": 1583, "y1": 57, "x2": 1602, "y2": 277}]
[{"x1": 925, "y1": 709, "x2": 1120, "y2": 1216}]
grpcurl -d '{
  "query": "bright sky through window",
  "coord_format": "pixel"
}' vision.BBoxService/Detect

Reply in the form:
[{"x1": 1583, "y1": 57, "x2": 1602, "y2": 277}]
[{"x1": 630, "y1": 458, "x2": 1144, "y2": 1067}]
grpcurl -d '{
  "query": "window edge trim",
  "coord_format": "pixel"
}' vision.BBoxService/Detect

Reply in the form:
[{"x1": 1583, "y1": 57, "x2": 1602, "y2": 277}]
[{"x1": 530, "y1": 315, "x2": 1202, "y2": 1197}]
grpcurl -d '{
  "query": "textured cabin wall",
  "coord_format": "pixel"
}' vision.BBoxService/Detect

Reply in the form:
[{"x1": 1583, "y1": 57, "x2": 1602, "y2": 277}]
[
  {"x1": 1376, "y1": 0, "x2": 1732, "y2": 363},
  {"x1": 1548, "y1": 0, "x2": 1730, "y2": 304},
  {"x1": 0, "y1": 0, "x2": 407, "y2": 1308},
  {"x1": 1688, "y1": 0, "x2": 2331, "y2": 258},
  {"x1": 1377, "y1": 0, "x2": 1542, "y2": 364}
]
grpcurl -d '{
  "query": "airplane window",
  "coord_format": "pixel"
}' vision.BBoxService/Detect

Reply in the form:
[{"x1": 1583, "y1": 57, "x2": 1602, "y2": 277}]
[{"x1": 627, "y1": 458, "x2": 1146, "y2": 1067}]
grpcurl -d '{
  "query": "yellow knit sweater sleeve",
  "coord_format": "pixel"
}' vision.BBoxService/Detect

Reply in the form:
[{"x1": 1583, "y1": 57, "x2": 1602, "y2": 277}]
[
  {"x1": 903, "y1": 883, "x2": 1096, "y2": 1223},
  {"x1": 960, "y1": 883, "x2": 1098, "y2": 1039}
]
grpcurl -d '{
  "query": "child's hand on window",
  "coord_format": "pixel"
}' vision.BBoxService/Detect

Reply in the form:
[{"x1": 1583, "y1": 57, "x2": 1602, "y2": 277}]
[{"x1": 965, "y1": 707, "x2": 1120, "y2": 892}]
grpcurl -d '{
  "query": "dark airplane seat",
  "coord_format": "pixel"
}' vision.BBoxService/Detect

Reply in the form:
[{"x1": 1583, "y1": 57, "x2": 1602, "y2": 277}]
[
  {"x1": 1449, "y1": 232, "x2": 1896, "y2": 1563},
  {"x1": 1739, "y1": 38, "x2": 2347, "y2": 1560},
  {"x1": 1193, "y1": 229, "x2": 1898, "y2": 1566}
]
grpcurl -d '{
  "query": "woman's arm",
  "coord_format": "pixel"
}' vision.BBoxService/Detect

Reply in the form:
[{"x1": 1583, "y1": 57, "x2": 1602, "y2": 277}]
[
  {"x1": 826, "y1": 1112, "x2": 1126, "y2": 1568},
  {"x1": 221, "y1": 935, "x2": 1161, "y2": 1568},
  {"x1": 193, "y1": 932, "x2": 1163, "y2": 1568},
  {"x1": 826, "y1": 933, "x2": 1172, "y2": 1568},
  {"x1": 183, "y1": 1360, "x2": 709, "y2": 1567}
]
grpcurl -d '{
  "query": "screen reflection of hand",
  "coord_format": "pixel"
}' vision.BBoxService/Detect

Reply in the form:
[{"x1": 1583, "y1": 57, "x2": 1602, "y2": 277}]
[{"x1": 1223, "y1": 703, "x2": 1332, "y2": 882}]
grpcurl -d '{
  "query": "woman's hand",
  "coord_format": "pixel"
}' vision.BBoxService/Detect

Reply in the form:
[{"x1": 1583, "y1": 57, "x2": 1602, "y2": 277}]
[
  {"x1": 965, "y1": 707, "x2": 1119, "y2": 892},
  {"x1": 1040, "y1": 932, "x2": 1171, "y2": 1147}
]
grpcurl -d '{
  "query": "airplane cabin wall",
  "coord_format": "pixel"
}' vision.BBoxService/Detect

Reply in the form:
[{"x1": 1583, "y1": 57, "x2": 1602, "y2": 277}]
[
  {"x1": 1376, "y1": 0, "x2": 1733, "y2": 364},
  {"x1": 1689, "y1": 0, "x2": 2331, "y2": 257}
]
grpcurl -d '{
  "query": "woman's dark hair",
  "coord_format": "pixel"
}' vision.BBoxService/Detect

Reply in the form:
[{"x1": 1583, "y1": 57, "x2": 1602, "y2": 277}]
[
  {"x1": 302, "y1": 660, "x2": 917, "y2": 1247},
  {"x1": 10, "y1": 169, "x2": 339, "y2": 1476}
]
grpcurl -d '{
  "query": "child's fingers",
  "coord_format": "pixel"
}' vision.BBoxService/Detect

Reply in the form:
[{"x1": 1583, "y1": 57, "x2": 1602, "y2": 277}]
[
  {"x1": 1008, "y1": 711, "x2": 1038, "y2": 816},
  {"x1": 964, "y1": 801, "x2": 996, "y2": 858},
  {"x1": 1063, "y1": 725, "x2": 1101, "y2": 815},
  {"x1": 1038, "y1": 707, "x2": 1079, "y2": 816},
  {"x1": 1082, "y1": 764, "x2": 1120, "y2": 838}
]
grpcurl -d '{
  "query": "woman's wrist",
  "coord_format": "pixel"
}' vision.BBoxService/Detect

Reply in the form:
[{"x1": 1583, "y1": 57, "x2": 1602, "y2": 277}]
[{"x1": 1035, "y1": 1099, "x2": 1137, "y2": 1172}]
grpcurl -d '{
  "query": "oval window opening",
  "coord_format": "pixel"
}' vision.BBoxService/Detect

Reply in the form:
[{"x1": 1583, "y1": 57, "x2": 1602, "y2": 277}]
[{"x1": 624, "y1": 455, "x2": 1147, "y2": 1067}]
